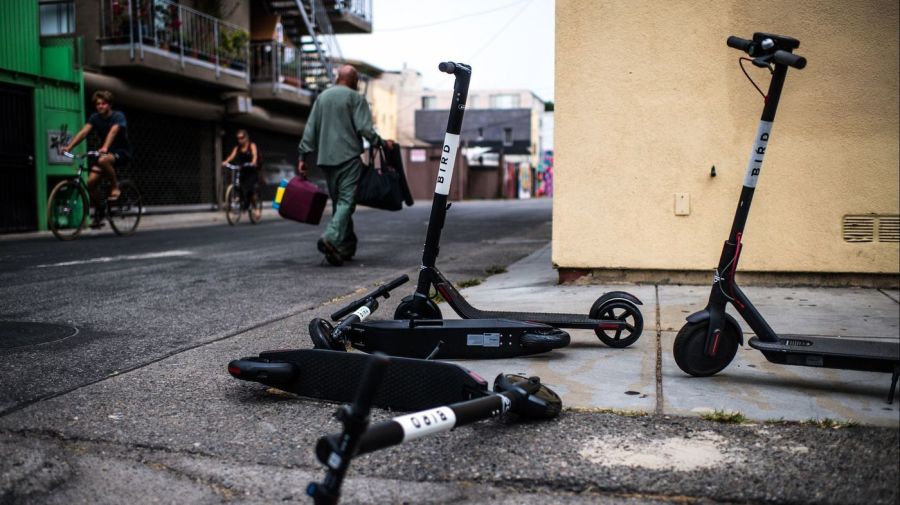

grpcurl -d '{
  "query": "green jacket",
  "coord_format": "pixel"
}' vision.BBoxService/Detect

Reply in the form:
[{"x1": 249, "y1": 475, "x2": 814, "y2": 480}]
[{"x1": 298, "y1": 85, "x2": 383, "y2": 167}]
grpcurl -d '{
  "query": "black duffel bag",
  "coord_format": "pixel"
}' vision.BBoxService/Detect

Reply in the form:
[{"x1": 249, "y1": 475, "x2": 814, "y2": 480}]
[{"x1": 356, "y1": 144, "x2": 413, "y2": 211}]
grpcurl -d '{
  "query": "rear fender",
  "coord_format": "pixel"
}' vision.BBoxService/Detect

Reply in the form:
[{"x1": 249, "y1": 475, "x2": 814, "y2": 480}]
[{"x1": 597, "y1": 291, "x2": 643, "y2": 305}]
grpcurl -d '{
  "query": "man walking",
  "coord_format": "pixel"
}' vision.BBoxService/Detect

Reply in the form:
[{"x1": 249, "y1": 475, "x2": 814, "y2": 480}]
[{"x1": 298, "y1": 65, "x2": 393, "y2": 266}]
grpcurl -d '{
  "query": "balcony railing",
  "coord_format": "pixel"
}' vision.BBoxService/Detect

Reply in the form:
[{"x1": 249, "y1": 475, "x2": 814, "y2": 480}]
[
  {"x1": 99, "y1": 0, "x2": 249, "y2": 77},
  {"x1": 326, "y1": 0, "x2": 373, "y2": 23},
  {"x1": 250, "y1": 41, "x2": 304, "y2": 90}
]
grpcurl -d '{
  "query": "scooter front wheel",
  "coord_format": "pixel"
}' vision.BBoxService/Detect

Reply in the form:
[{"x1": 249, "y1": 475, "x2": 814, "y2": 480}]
[
  {"x1": 590, "y1": 296, "x2": 643, "y2": 348},
  {"x1": 394, "y1": 295, "x2": 443, "y2": 320},
  {"x1": 309, "y1": 318, "x2": 347, "y2": 351},
  {"x1": 673, "y1": 321, "x2": 739, "y2": 376}
]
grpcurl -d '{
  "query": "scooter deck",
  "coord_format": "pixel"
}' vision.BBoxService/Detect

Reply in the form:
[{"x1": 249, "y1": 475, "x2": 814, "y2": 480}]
[
  {"x1": 748, "y1": 335, "x2": 900, "y2": 373},
  {"x1": 350, "y1": 319, "x2": 570, "y2": 359},
  {"x1": 438, "y1": 283, "x2": 617, "y2": 330},
  {"x1": 228, "y1": 349, "x2": 489, "y2": 411}
]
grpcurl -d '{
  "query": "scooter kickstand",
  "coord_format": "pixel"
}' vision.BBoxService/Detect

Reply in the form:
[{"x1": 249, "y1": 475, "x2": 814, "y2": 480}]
[
  {"x1": 888, "y1": 365, "x2": 899, "y2": 404},
  {"x1": 425, "y1": 340, "x2": 444, "y2": 360}
]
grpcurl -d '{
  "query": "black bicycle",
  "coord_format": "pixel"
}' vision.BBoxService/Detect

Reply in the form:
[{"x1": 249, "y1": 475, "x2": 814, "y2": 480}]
[
  {"x1": 47, "y1": 151, "x2": 143, "y2": 241},
  {"x1": 223, "y1": 162, "x2": 262, "y2": 225}
]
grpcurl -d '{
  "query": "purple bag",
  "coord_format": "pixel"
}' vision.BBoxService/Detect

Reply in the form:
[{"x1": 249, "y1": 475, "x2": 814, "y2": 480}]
[{"x1": 278, "y1": 176, "x2": 327, "y2": 225}]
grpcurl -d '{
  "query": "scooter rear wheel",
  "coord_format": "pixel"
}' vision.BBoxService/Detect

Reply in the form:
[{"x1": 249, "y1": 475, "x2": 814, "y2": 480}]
[
  {"x1": 520, "y1": 328, "x2": 571, "y2": 351},
  {"x1": 590, "y1": 296, "x2": 643, "y2": 348},
  {"x1": 673, "y1": 320, "x2": 739, "y2": 376}
]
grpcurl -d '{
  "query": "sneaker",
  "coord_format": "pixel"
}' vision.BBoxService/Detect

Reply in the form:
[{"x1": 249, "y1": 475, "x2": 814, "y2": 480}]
[{"x1": 317, "y1": 238, "x2": 344, "y2": 266}]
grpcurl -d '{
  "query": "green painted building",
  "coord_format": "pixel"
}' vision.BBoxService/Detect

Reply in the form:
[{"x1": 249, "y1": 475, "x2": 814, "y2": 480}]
[{"x1": 0, "y1": 0, "x2": 84, "y2": 233}]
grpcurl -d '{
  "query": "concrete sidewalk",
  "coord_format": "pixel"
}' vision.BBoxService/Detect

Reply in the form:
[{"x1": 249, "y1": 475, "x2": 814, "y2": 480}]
[{"x1": 447, "y1": 244, "x2": 900, "y2": 427}]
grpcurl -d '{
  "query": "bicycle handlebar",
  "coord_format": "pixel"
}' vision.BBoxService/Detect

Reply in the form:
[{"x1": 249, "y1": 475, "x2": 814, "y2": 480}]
[
  {"x1": 61, "y1": 150, "x2": 102, "y2": 160},
  {"x1": 223, "y1": 162, "x2": 255, "y2": 170}
]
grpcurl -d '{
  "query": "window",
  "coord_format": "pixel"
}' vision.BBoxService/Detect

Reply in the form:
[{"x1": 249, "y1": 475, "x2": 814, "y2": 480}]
[
  {"x1": 421, "y1": 96, "x2": 438, "y2": 110},
  {"x1": 503, "y1": 128, "x2": 513, "y2": 146},
  {"x1": 490, "y1": 94, "x2": 520, "y2": 109},
  {"x1": 40, "y1": 0, "x2": 75, "y2": 36}
]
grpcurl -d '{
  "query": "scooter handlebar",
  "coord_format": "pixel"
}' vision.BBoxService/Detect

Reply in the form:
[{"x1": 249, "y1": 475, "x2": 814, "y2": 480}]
[
  {"x1": 773, "y1": 49, "x2": 806, "y2": 69},
  {"x1": 330, "y1": 275, "x2": 409, "y2": 321},
  {"x1": 726, "y1": 35, "x2": 754, "y2": 52},
  {"x1": 727, "y1": 35, "x2": 806, "y2": 70},
  {"x1": 438, "y1": 61, "x2": 456, "y2": 74}
]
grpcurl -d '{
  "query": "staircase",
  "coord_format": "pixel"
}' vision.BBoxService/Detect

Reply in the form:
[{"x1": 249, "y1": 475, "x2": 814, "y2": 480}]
[{"x1": 264, "y1": 0, "x2": 343, "y2": 94}]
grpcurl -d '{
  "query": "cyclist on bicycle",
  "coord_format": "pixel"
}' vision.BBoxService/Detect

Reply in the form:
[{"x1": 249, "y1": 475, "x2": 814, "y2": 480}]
[
  {"x1": 222, "y1": 129, "x2": 260, "y2": 209},
  {"x1": 62, "y1": 90, "x2": 132, "y2": 202}
]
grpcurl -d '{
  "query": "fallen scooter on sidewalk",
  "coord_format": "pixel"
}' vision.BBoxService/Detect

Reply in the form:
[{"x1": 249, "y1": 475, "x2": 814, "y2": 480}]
[
  {"x1": 309, "y1": 274, "x2": 570, "y2": 359},
  {"x1": 228, "y1": 274, "x2": 566, "y2": 409},
  {"x1": 306, "y1": 353, "x2": 562, "y2": 505}
]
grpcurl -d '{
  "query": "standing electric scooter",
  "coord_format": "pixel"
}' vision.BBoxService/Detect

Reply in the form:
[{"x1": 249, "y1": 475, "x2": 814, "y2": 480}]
[
  {"x1": 673, "y1": 33, "x2": 900, "y2": 403},
  {"x1": 307, "y1": 353, "x2": 561, "y2": 504},
  {"x1": 396, "y1": 62, "x2": 644, "y2": 348}
]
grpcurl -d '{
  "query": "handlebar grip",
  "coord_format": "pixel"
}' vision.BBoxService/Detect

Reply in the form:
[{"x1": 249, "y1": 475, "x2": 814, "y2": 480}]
[
  {"x1": 438, "y1": 61, "x2": 456, "y2": 74},
  {"x1": 727, "y1": 36, "x2": 754, "y2": 52},
  {"x1": 773, "y1": 50, "x2": 806, "y2": 69},
  {"x1": 62, "y1": 151, "x2": 75, "y2": 159}
]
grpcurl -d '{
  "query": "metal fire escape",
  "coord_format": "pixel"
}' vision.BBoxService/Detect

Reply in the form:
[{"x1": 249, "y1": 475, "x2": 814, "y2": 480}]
[{"x1": 263, "y1": 0, "x2": 347, "y2": 93}]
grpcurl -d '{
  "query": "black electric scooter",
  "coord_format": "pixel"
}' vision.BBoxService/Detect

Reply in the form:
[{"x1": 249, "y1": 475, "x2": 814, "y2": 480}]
[
  {"x1": 306, "y1": 353, "x2": 561, "y2": 504},
  {"x1": 228, "y1": 278, "x2": 565, "y2": 409},
  {"x1": 673, "y1": 33, "x2": 900, "y2": 403},
  {"x1": 394, "y1": 62, "x2": 644, "y2": 349},
  {"x1": 308, "y1": 274, "x2": 570, "y2": 359}
]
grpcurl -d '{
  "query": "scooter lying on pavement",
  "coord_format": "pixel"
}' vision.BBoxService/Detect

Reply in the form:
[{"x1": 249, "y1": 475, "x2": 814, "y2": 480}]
[
  {"x1": 228, "y1": 344, "x2": 489, "y2": 412},
  {"x1": 306, "y1": 353, "x2": 562, "y2": 505},
  {"x1": 393, "y1": 61, "x2": 644, "y2": 349},
  {"x1": 308, "y1": 274, "x2": 570, "y2": 359},
  {"x1": 228, "y1": 273, "x2": 567, "y2": 408},
  {"x1": 673, "y1": 33, "x2": 900, "y2": 403}
]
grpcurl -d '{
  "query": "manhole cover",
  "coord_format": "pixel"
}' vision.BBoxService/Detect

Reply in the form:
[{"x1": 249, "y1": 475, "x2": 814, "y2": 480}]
[{"x1": 0, "y1": 321, "x2": 78, "y2": 349}]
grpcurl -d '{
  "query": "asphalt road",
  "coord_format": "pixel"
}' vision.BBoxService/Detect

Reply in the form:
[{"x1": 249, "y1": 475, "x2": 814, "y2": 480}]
[
  {"x1": 1, "y1": 199, "x2": 897, "y2": 504},
  {"x1": 0, "y1": 199, "x2": 551, "y2": 415}
]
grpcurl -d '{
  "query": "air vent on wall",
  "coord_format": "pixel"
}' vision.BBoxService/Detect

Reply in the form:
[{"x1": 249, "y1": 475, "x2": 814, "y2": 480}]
[
  {"x1": 878, "y1": 215, "x2": 900, "y2": 243},
  {"x1": 843, "y1": 215, "x2": 900, "y2": 243}
]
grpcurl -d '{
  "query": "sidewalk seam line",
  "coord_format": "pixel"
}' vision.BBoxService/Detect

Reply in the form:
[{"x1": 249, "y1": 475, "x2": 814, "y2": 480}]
[
  {"x1": 877, "y1": 288, "x2": 900, "y2": 304},
  {"x1": 655, "y1": 284, "x2": 663, "y2": 416}
]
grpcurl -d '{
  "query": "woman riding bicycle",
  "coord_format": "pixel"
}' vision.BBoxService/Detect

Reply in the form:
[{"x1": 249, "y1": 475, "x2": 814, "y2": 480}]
[{"x1": 222, "y1": 129, "x2": 260, "y2": 210}]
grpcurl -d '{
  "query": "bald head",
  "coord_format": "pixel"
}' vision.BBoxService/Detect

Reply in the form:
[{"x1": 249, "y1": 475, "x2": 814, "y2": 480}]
[{"x1": 336, "y1": 65, "x2": 359, "y2": 91}]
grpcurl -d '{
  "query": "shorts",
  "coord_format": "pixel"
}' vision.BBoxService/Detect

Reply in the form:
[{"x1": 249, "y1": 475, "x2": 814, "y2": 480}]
[{"x1": 110, "y1": 149, "x2": 132, "y2": 168}]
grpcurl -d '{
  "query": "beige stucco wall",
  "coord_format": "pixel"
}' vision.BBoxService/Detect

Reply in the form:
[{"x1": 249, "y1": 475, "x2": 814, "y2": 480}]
[
  {"x1": 553, "y1": 0, "x2": 899, "y2": 274},
  {"x1": 367, "y1": 77, "x2": 399, "y2": 141}
]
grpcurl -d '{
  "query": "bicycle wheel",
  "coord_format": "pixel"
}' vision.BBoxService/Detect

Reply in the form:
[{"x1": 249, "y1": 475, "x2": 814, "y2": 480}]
[
  {"x1": 248, "y1": 191, "x2": 263, "y2": 224},
  {"x1": 108, "y1": 180, "x2": 143, "y2": 236},
  {"x1": 47, "y1": 180, "x2": 89, "y2": 241},
  {"x1": 224, "y1": 184, "x2": 241, "y2": 225}
]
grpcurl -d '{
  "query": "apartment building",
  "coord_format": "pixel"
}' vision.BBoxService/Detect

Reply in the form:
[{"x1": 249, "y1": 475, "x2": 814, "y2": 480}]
[{"x1": 1, "y1": 0, "x2": 374, "y2": 232}]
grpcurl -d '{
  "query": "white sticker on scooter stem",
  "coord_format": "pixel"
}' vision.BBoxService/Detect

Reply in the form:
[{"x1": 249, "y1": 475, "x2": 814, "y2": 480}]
[
  {"x1": 395, "y1": 407, "x2": 457, "y2": 442},
  {"x1": 352, "y1": 306, "x2": 371, "y2": 321},
  {"x1": 434, "y1": 133, "x2": 460, "y2": 195},
  {"x1": 742, "y1": 121, "x2": 773, "y2": 188}
]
